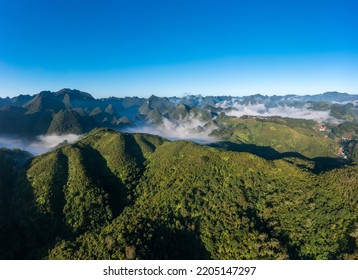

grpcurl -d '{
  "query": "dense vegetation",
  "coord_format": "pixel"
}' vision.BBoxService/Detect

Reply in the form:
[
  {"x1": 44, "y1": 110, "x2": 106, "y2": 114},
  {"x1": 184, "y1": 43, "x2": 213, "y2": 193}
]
[
  {"x1": 211, "y1": 114, "x2": 339, "y2": 158},
  {"x1": 1, "y1": 128, "x2": 357, "y2": 260},
  {"x1": 0, "y1": 149, "x2": 31, "y2": 259}
]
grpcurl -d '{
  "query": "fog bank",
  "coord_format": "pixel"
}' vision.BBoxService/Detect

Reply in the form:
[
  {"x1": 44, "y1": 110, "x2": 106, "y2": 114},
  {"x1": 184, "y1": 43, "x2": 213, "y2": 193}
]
[
  {"x1": 0, "y1": 134, "x2": 81, "y2": 155},
  {"x1": 125, "y1": 116, "x2": 217, "y2": 143},
  {"x1": 223, "y1": 103, "x2": 332, "y2": 122}
]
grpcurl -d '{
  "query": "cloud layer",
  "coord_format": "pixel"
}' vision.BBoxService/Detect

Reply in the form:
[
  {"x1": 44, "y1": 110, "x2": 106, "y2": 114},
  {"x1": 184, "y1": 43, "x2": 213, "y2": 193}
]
[
  {"x1": 0, "y1": 134, "x2": 80, "y2": 155},
  {"x1": 220, "y1": 102, "x2": 332, "y2": 122},
  {"x1": 125, "y1": 115, "x2": 217, "y2": 143}
]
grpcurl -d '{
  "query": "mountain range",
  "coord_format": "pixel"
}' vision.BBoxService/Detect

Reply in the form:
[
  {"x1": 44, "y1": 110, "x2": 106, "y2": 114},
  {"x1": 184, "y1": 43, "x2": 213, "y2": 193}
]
[
  {"x1": 0, "y1": 89, "x2": 357, "y2": 259},
  {"x1": 0, "y1": 89, "x2": 357, "y2": 139}
]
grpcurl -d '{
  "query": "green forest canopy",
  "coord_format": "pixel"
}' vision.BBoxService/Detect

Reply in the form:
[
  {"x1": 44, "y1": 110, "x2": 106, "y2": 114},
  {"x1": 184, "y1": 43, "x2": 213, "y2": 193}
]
[{"x1": 0, "y1": 128, "x2": 357, "y2": 260}]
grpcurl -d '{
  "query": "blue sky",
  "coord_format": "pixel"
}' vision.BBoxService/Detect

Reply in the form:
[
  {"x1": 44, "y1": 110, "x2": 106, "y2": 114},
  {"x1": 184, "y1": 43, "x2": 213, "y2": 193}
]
[{"x1": 0, "y1": 0, "x2": 357, "y2": 98}]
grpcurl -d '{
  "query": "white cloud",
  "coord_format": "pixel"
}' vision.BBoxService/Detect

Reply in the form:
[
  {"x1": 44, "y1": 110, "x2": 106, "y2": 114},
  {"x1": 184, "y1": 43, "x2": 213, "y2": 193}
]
[
  {"x1": 223, "y1": 103, "x2": 332, "y2": 122},
  {"x1": 125, "y1": 114, "x2": 217, "y2": 143},
  {"x1": 0, "y1": 134, "x2": 81, "y2": 155}
]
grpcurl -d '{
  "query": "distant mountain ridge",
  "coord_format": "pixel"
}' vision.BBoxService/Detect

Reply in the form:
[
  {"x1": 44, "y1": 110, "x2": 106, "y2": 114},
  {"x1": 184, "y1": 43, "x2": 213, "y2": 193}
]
[
  {"x1": 1, "y1": 89, "x2": 357, "y2": 110},
  {"x1": 0, "y1": 90, "x2": 357, "y2": 155}
]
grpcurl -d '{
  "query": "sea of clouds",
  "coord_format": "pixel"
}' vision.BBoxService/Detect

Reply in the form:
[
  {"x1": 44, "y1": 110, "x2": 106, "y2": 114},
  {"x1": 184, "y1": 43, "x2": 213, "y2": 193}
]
[{"x1": 218, "y1": 102, "x2": 333, "y2": 122}]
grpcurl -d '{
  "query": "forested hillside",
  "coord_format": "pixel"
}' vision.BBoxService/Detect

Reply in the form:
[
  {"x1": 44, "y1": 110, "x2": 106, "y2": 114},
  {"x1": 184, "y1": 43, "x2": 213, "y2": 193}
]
[
  {"x1": 1, "y1": 128, "x2": 357, "y2": 260},
  {"x1": 0, "y1": 148, "x2": 31, "y2": 259},
  {"x1": 211, "y1": 115, "x2": 339, "y2": 158}
]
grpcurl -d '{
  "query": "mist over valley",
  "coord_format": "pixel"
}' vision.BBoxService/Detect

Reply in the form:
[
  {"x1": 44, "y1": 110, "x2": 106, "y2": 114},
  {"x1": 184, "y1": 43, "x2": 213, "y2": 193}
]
[
  {"x1": 0, "y1": 134, "x2": 80, "y2": 155},
  {"x1": 0, "y1": 89, "x2": 357, "y2": 155},
  {"x1": 1, "y1": 89, "x2": 358, "y2": 261},
  {"x1": 1, "y1": 0, "x2": 358, "y2": 264}
]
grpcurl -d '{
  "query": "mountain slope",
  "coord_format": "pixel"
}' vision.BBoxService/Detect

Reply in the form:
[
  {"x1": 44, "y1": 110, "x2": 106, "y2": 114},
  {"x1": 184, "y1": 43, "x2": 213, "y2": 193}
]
[
  {"x1": 0, "y1": 149, "x2": 31, "y2": 259},
  {"x1": 1, "y1": 128, "x2": 355, "y2": 260},
  {"x1": 24, "y1": 96, "x2": 66, "y2": 114},
  {"x1": 47, "y1": 109, "x2": 98, "y2": 134},
  {"x1": 212, "y1": 115, "x2": 339, "y2": 158}
]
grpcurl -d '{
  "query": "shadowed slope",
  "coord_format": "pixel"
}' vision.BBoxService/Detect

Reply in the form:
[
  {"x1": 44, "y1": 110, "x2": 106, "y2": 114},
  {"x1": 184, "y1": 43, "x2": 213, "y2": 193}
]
[{"x1": 1, "y1": 128, "x2": 356, "y2": 260}]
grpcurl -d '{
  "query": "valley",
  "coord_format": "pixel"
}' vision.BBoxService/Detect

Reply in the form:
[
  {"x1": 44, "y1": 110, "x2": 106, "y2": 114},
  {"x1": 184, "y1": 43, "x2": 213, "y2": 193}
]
[{"x1": 0, "y1": 90, "x2": 357, "y2": 260}]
